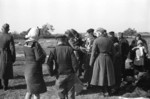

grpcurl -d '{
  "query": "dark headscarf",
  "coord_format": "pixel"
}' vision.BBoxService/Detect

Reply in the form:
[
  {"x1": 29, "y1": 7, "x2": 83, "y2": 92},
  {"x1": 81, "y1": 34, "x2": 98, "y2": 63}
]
[
  {"x1": 87, "y1": 28, "x2": 94, "y2": 34},
  {"x1": 65, "y1": 29, "x2": 74, "y2": 38}
]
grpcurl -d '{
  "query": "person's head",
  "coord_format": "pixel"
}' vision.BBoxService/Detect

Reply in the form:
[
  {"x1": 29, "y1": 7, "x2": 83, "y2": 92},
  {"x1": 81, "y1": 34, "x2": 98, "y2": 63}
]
[
  {"x1": 135, "y1": 34, "x2": 142, "y2": 41},
  {"x1": 96, "y1": 27, "x2": 107, "y2": 37},
  {"x1": 71, "y1": 29, "x2": 79, "y2": 38},
  {"x1": 118, "y1": 32, "x2": 123, "y2": 38},
  {"x1": 25, "y1": 27, "x2": 40, "y2": 41},
  {"x1": 1, "y1": 23, "x2": 10, "y2": 33},
  {"x1": 65, "y1": 29, "x2": 74, "y2": 39},
  {"x1": 86, "y1": 28, "x2": 94, "y2": 36},
  {"x1": 137, "y1": 40, "x2": 143, "y2": 47},
  {"x1": 56, "y1": 35, "x2": 67, "y2": 44},
  {"x1": 114, "y1": 43, "x2": 119, "y2": 52},
  {"x1": 109, "y1": 31, "x2": 115, "y2": 37}
]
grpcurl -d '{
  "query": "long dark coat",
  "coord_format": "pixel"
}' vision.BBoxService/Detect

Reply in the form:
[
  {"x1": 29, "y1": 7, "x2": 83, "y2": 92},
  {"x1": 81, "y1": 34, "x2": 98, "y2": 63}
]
[
  {"x1": 23, "y1": 41, "x2": 46, "y2": 94},
  {"x1": 90, "y1": 35, "x2": 115, "y2": 86},
  {"x1": 0, "y1": 33, "x2": 16, "y2": 79}
]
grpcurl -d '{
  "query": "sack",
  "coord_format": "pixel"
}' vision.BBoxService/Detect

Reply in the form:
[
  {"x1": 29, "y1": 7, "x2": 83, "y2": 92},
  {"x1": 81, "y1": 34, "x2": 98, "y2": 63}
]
[{"x1": 125, "y1": 58, "x2": 133, "y2": 69}]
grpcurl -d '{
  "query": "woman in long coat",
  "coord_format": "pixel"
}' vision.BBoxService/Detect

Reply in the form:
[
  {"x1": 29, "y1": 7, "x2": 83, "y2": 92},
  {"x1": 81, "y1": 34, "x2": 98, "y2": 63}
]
[
  {"x1": 90, "y1": 28, "x2": 115, "y2": 95},
  {"x1": 0, "y1": 23, "x2": 16, "y2": 90},
  {"x1": 24, "y1": 27, "x2": 46, "y2": 99}
]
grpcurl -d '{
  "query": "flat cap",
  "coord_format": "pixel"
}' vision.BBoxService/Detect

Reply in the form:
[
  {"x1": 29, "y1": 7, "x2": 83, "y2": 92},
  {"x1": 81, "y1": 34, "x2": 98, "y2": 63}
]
[{"x1": 109, "y1": 31, "x2": 115, "y2": 35}]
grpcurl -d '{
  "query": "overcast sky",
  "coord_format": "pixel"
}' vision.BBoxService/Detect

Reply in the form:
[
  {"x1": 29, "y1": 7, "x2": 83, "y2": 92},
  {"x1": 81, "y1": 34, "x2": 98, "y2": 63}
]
[{"x1": 0, "y1": 0, "x2": 149, "y2": 33}]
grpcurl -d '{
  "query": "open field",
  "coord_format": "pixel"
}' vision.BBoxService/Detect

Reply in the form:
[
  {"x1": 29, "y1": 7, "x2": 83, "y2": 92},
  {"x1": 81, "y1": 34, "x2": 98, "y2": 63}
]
[{"x1": 0, "y1": 37, "x2": 150, "y2": 99}]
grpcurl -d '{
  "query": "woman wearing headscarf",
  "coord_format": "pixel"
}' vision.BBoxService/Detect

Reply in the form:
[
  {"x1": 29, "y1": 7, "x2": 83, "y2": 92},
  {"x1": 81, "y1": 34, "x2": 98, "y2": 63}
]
[
  {"x1": 129, "y1": 34, "x2": 149, "y2": 71},
  {"x1": 0, "y1": 23, "x2": 16, "y2": 91},
  {"x1": 65, "y1": 29, "x2": 85, "y2": 77},
  {"x1": 24, "y1": 27, "x2": 46, "y2": 99},
  {"x1": 90, "y1": 28, "x2": 115, "y2": 96}
]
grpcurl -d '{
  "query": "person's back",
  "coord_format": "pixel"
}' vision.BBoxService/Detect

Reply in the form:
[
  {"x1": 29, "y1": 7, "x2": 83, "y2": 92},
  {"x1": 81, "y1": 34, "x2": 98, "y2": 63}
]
[
  {"x1": 95, "y1": 36, "x2": 113, "y2": 54},
  {"x1": 90, "y1": 28, "x2": 115, "y2": 96},
  {"x1": 54, "y1": 44, "x2": 76, "y2": 75},
  {"x1": 0, "y1": 33, "x2": 12, "y2": 49},
  {"x1": 47, "y1": 35, "x2": 78, "y2": 99},
  {"x1": 0, "y1": 23, "x2": 16, "y2": 91}
]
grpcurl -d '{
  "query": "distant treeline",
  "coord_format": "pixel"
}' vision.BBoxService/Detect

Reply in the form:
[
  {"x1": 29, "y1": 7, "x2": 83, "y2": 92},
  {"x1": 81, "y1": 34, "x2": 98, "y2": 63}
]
[{"x1": 1, "y1": 27, "x2": 150, "y2": 39}]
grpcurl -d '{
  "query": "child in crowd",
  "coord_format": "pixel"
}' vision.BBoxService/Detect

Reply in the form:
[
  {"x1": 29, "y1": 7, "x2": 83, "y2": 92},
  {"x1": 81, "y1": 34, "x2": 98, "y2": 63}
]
[{"x1": 132, "y1": 40, "x2": 148, "y2": 79}]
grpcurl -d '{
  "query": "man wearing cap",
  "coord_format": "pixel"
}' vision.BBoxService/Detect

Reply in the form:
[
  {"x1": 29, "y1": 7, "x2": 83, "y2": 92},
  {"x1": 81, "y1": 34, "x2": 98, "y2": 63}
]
[
  {"x1": 82, "y1": 28, "x2": 96, "y2": 88},
  {"x1": 0, "y1": 23, "x2": 16, "y2": 90},
  {"x1": 90, "y1": 27, "x2": 115, "y2": 95},
  {"x1": 108, "y1": 31, "x2": 119, "y2": 44},
  {"x1": 47, "y1": 35, "x2": 79, "y2": 99}
]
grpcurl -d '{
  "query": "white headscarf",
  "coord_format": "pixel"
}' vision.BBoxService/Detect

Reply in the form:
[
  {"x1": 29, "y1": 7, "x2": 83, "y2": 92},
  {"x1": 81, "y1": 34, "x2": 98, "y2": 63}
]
[{"x1": 25, "y1": 27, "x2": 40, "y2": 42}]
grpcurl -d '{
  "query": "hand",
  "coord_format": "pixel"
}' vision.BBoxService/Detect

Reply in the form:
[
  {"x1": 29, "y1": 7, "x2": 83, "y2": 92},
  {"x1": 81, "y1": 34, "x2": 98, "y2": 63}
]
[{"x1": 80, "y1": 46, "x2": 87, "y2": 52}]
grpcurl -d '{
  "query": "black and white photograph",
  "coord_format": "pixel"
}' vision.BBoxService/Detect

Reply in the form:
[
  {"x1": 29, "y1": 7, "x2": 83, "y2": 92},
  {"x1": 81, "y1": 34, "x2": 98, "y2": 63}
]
[{"x1": 0, "y1": 0, "x2": 150, "y2": 99}]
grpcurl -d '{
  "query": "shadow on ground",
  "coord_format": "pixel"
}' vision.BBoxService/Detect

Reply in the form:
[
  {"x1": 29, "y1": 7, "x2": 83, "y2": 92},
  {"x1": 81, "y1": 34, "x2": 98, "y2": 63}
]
[{"x1": 10, "y1": 84, "x2": 26, "y2": 90}]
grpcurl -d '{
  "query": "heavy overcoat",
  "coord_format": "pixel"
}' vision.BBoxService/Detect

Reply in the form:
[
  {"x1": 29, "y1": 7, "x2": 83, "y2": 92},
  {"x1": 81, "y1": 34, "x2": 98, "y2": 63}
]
[
  {"x1": 90, "y1": 35, "x2": 115, "y2": 86},
  {"x1": 0, "y1": 33, "x2": 16, "y2": 79},
  {"x1": 23, "y1": 41, "x2": 46, "y2": 94},
  {"x1": 47, "y1": 43, "x2": 79, "y2": 99}
]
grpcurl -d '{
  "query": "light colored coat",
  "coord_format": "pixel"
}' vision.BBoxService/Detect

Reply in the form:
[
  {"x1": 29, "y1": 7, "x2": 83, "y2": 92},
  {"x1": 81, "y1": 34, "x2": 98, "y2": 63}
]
[{"x1": 90, "y1": 35, "x2": 115, "y2": 86}]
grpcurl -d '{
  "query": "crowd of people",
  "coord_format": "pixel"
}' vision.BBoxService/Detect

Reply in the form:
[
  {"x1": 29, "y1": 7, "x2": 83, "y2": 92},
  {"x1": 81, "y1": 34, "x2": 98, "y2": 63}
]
[{"x1": 0, "y1": 23, "x2": 150, "y2": 99}]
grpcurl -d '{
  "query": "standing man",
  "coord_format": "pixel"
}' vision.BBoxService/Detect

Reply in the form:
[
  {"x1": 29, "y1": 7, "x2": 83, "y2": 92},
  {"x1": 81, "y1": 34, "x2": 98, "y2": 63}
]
[
  {"x1": 83, "y1": 28, "x2": 96, "y2": 88},
  {"x1": 108, "y1": 31, "x2": 119, "y2": 44},
  {"x1": 0, "y1": 23, "x2": 16, "y2": 90},
  {"x1": 47, "y1": 35, "x2": 79, "y2": 99},
  {"x1": 118, "y1": 32, "x2": 130, "y2": 79}
]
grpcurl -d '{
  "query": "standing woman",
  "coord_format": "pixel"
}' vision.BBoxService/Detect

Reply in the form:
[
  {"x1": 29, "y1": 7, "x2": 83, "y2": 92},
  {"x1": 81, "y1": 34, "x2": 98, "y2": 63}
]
[
  {"x1": 90, "y1": 28, "x2": 115, "y2": 95},
  {"x1": 0, "y1": 23, "x2": 16, "y2": 90},
  {"x1": 24, "y1": 27, "x2": 46, "y2": 99}
]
